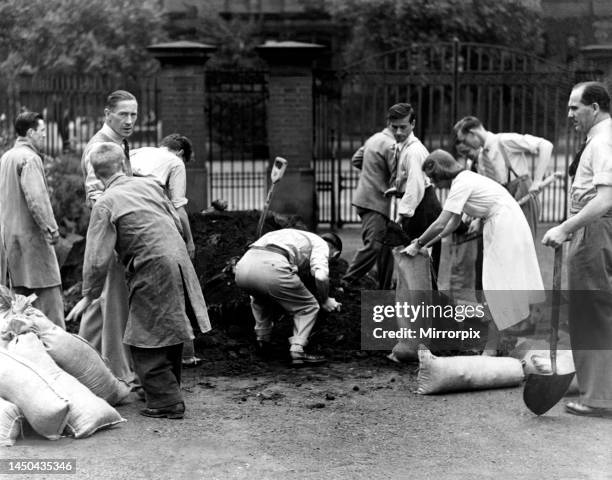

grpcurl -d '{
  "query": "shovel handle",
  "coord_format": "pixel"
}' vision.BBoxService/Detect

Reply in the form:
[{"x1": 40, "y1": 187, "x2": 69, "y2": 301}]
[{"x1": 550, "y1": 245, "x2": 563, "y2": 375}]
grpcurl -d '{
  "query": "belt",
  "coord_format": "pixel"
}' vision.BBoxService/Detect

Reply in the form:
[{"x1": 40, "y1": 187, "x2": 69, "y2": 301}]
[{"x1": 249, "y1": 245, "x2": 291, "y2": 262}]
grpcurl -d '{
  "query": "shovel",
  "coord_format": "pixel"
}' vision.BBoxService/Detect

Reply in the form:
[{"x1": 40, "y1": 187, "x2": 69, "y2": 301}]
[
  {"x1": 256, "y1": 157, "x2": 288, "y2": 238},
  {"x1": 523, "y1": 244, "x2": 575, "y2": 415}
]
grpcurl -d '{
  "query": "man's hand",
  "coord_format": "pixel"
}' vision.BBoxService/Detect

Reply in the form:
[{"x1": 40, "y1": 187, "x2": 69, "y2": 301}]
[
  {"x1": 529, "y1": 179, "x2": 542, "y2": 194},
  {"x1": 542, "y1": 224, "x2": 570, "y2": 248},
  {"x1": 66, "y1": 296, "x2": 94, "y2": 322},
  {"x1": 46, "y1": 229, "x2": 60, "y2": 245},
  {"x1": 322, "y1": 297, "x2": 341, "y2": 313}
]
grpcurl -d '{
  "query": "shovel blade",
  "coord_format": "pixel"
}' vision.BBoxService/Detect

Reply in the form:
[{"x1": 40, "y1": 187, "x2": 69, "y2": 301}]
[{"x1": 523, "y1": 372, "x2": 576, "y2": 415}]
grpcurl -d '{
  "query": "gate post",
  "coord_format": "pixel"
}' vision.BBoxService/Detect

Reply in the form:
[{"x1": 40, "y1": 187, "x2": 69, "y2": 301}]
[
  {"x1": 147, "y1": 41, "x2": 216, "y2": 212},
  {"x1": 256, "y1": 41, "x2": 326, "y2": 230}
]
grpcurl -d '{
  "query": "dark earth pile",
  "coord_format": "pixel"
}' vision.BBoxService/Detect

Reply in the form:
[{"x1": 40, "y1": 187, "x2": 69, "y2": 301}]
[{"x1": 190, "y1": 210, "x2": 376, "y2": 363}]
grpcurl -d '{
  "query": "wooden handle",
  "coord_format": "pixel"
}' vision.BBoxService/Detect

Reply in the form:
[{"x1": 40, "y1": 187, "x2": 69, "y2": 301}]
[{"x1": 550, "y1": 244, "x2": 563, "y2": 375}]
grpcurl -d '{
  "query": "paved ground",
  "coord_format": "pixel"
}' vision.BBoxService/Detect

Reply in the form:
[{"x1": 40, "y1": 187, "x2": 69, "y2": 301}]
[{"x1": 7, "y1": 223, "x2": 611, "y2": 480}]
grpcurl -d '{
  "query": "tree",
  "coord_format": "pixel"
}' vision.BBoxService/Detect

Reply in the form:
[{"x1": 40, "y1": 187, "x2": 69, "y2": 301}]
[
  {"x1": 324, "y1": 0, "x2": 544, "y2": 65},
  {"x1": 0, "y1": 0, "x2": 167, "y2": 79}
]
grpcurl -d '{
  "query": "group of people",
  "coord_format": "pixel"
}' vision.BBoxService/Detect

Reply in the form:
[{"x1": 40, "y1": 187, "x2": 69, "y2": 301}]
[
  {"x1": 0, "y1": 90, "x2": 211, "y2": 420},
  {"x1": 0, "y1": 89, "x2": 346, "y2": 419},
  {"x1": 2, "y1": 79, "x2": 611, "y2": 420},
  {"x1": 344, "y1": 81, "x2": 612, "y2": 417}
]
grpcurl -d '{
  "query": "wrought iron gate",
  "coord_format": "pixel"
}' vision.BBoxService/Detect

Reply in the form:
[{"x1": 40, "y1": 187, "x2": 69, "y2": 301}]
[
  {"x1": 205, "y1": 69, "x2": 269, "y2": 210},
  {"x1": 314, "y1": 40, "x2": 597, "y2": 226}
]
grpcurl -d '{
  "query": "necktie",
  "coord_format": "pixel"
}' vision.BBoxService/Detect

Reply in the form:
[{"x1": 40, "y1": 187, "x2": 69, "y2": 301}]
[
  {"x1": 568, "y1": 140, "x2": 586, "y2": 179},
  {"x1": 122, "y1": 139, "x2": 133, "y2": 176},
  {"x1": 479, "y1": 149, "x2": 497, "y2": 181}
]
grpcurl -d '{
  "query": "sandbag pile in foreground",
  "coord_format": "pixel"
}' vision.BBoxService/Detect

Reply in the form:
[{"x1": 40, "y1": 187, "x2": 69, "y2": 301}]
[{"x1": 0, "y1": 287, "x2": 127, "y2": 445}]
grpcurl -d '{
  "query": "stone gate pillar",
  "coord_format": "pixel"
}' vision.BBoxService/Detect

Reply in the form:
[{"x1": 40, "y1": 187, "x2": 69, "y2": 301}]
[
  {"x1": 147, "y1": 41, "x2": 216, "y2": 212},
  {"x1": 256, "y1": 41, "x2": 325, "y2": 230}
]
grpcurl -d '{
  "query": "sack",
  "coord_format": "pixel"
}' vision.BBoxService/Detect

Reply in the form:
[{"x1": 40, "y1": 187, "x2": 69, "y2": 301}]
[
  {"x1": 8, "y1": 333, "x2": 125, "y2": 438},
  {"x1": 38, "y1": 327, "x2": 132, "y2": 406},
  {"x1": 0, "y1": 397, "x2": 23, "y2": 446},
  {"x1": 0, "y1": 350, "x2": 70, "y2": 440},
  {"x1": 389, "y1": 249, "x2": 432, "y2": 363},
  {"x1": 417, "y1": 346, "x2": 524, "y2": 395},
  {"x1": 505, "y1": 174, "x2": 531, "y2": 201}
]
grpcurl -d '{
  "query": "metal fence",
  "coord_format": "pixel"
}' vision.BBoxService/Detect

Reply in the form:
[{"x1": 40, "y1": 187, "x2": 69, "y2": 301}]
[
  {"x1": 0, "y1": 74, "x2": 159, "y2": 156},
  {"x1": 205, "y1": 69, "x2": 269, "y2": 210},
  {"x1": 314, "y1": 40, "x2": 600, "y2": 226}
]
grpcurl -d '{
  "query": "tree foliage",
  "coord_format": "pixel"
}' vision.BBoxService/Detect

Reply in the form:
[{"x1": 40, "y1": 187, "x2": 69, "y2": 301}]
[
  {"x1": 0, "y1": 0, "x2": 167, "y2": 79},
  {"x1": 324, "y1": 0, "x2": 544, "y2": 65}
]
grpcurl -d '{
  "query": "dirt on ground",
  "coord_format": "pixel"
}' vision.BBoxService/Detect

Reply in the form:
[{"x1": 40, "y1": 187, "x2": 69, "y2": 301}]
[{"x1": 8, "y1": 213, "x2": 612, "y2": 479}]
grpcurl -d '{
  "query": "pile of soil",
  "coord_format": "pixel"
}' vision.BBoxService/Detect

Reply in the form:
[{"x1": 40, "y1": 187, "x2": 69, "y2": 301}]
[{"x1": 190, "y1": 210, "x2": 375, "y2": 362}]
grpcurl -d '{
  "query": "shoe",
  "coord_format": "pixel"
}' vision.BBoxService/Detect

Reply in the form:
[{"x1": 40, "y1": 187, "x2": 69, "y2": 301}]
[
  {"x1": 565, "y1": 401, "x2": 612, "y2": 418},
  {"x1": 290, "y1": 351, "x2": 326, "y2": 367},
  {"x1": 140, "y1": 402, "x2": 185, "y2": 419},
  {"x1": 181, "y1": 356, "x2": 202, "y2": 368},
  {"x1": 256, "y1": 339, "x2": 273, "y2": 357},
  {"x1": 131, "y1": 386, "x2": 145, "y2": 401}
]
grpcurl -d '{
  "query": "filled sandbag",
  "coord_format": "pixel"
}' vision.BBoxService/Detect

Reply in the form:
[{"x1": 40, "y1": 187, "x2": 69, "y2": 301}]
[
  {"x1": 0, "y1": 350, "x2": 69, "y2": 440},
  {"x1": 509, "y1": 337, "x2": 578, "y2": 394},
  {"x1": 390, "y1": 248, "x2": 432, "y2": 363},
  {"x1": 0, "y1": 397, "x2": 23, "y2": 446},
  {"x1": 417, "y1": 346, "x2": 525, "y2": 395},
  {"x1": 8, "y1": 333, "x2": 126, "y2": 438},
  {"x1": 0, "y1": 303, "x2": 131, "y2": 405},
  {"x1": 37, "y1": 327, "x2": 131, "y2": 406}
]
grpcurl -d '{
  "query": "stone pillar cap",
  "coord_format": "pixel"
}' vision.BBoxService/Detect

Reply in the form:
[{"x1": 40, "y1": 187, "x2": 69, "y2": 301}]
[
  {"x1": 256, "y1": 41, "x2": 326, "y2": 65},
  {"x1": 147, "y1": 41, "x2": 217, "y2": 64}
]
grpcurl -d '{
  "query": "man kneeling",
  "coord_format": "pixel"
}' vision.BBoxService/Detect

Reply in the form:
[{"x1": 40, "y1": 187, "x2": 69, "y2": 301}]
[
  {"x1": 67, "y1": 142, "x2": 211, "y2": 419},
  {"x1": 235, "y1": 229, "x2": 342, "y2": 366}
]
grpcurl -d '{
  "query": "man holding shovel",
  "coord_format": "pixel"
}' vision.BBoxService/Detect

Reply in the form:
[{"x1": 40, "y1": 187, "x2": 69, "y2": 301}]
[
  {"x1": 542, "y1": 81, "x2": 612, "y2": 417},
  {"x1": 235, "y1": 229, "x2": 342, "y2": 366}
]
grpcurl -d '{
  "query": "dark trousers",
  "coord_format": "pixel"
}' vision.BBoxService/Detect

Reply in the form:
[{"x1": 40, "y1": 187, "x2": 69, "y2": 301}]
[
  {"x1": 343, "y1": 208, "x2": 394, "y2": 289},
  {"x1": 399, "y1": 186, "x2": 442, "y2": 287},
  {"x1": 130, "y1": 343, "x2": 184, "y2": 408}
]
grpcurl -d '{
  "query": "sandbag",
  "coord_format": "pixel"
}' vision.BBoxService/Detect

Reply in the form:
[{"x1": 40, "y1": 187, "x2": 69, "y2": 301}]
[
  {"x1": 0, "y1": 397, "x2": 23, "y2": 446},
  {"x1": 417, "y1": 346, "x2": 525, "y2": 395},
  {"x1": 0, "y1": 350, "x2": 69, "y2": 440},
  {"x1": 8, "y1": 333, "x2": 126, "y2": 438},
  {"x1": 509, "y1": 337, "x2": 578, "y2": 394},
  {"x1": 37, "y1": 327, "x2": 131, "y2": 406},
  {"x1": 390, "y1": 249, "x2": 433, "y2": 363}
]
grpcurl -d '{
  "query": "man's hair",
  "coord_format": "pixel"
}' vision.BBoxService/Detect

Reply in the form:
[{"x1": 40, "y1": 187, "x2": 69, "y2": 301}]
[
  {"x1": 574, "y1": 81, "x2": 610, "y2": 113},
  {"x1": 160, "y1": 133, "x2": 193, "y2": 163},
  {"x1": 387, "y1": 103, "x2": 416, "y2": 123},
  {"x1": 321, "y1": 232, "x2": 342, "y2": 254},
  {"x1": 422, "y1": 149, "x2": 464, "y2": 183},
  {"x1": 15, "y1": 111, "x2": 43, "y2": 137},
  {"x1": 105, "y1": 90, "x2": 137, "y2": 111},
  {"x1": 90, "y1": 142, "x2": 124, "y2": 179},
  {"x1": 453, "y1": 116, "x2": 482, "y2": 135}
]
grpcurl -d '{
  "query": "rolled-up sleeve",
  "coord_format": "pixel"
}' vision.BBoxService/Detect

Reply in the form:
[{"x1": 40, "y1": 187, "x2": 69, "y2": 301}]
[
  {"x1": 591, "y1": 138, "x2": 612, "y2": 187},
  {"x1": 167, "y1": 164, "x2": 188, "y2": 209},
  {"x1": 82, "y1": 204, "x2": 116, "y2": 298},
  {"x1": 309, "y1": 238, "x2": 329, "y2": 278},
  {"x1": 82, "y1": 151, "x2": 104, "y2": 205}
]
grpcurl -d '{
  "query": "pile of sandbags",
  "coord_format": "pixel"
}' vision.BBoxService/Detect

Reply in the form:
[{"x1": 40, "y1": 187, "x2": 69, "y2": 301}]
[{"x1": 0, "y1": 287, "x2": 128, "y2": 444}]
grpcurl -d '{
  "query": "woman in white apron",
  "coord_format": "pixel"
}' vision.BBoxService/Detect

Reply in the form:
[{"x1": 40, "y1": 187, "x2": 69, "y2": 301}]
[{"x1": 404, "y1": 149, "x2": 544, "y2": 354}]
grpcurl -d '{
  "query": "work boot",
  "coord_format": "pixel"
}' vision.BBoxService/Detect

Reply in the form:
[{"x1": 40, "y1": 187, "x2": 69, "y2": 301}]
[
  {"x1": 290, "y1": 351, "x2": 326, "y2": 367},
  {"x1": 140, "y1": 401, "x2": 185, "y2": 419}
]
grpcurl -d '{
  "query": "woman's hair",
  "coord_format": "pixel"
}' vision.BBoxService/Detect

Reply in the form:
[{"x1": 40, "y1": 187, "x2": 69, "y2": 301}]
[{"x1": 422, "y1": 149, "x2": 464, "y2": 183}]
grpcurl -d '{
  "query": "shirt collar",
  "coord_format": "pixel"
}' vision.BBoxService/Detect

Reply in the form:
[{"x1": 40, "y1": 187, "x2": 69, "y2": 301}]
[
  {"x1": 101, "y1": 123, "x2": 125, "y2": 143},
  {"x1": 587, "y1": 117, "x2": 612, "y2": 141},
  {"x1": 14, "y1": 137, "x2": 40, "y2": 155},
  {"x1": 105, "y1": 172, "x2": 126, "y2": 189},
  {"x1": 482, "y1": 131, "x2": 497, "y2": 153}
]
